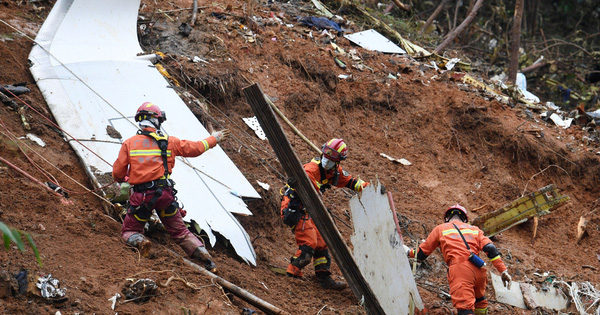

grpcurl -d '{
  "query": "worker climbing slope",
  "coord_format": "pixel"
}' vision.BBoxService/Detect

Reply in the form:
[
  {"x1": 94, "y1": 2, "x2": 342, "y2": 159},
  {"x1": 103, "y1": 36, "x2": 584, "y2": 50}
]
[
  {"x1": 112, "y1": 102, "x2": 229, "y2": 272},
  {"x1": 280, "y1": 138, "x2": 369, "y2": 290},
  {"x1": 406, "y1": 205, "x2": 512, "y2": 315}
]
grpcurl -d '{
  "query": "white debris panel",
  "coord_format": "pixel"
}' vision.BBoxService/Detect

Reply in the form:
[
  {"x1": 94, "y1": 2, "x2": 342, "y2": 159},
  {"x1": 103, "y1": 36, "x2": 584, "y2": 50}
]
[
  {"x1": 491, "y1": 273, "x2": 569, "y2": 311},
  {"x1": 344, "y1": 29, "x2": 406, "y2": 54},
  {"x1": 350, "y1": 182, "x2": 423, "y2": 314},
  {"x1": 28, "y1": 0, "x2": 260, "y2": 265}
]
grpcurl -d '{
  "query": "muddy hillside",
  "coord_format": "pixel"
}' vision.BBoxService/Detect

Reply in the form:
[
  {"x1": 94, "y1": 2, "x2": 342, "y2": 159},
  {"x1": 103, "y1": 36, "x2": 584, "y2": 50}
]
[{"x1": 1, "y1": 0, "x2": 600, "y2": 314}]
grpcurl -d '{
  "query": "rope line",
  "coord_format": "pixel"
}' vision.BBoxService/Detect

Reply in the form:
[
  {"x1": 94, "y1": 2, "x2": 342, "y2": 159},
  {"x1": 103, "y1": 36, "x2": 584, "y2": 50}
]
[{"x1": 0, "y1": 117, "x2": 114, "y2": 204}]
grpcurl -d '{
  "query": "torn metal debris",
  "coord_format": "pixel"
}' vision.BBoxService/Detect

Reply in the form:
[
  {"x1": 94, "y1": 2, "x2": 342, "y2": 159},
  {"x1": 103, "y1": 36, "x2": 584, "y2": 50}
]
[
  {"x1": 122, "y1": 279, "x2": 157, "y2": 302},
  {"x1": 242, "y1": 116, "x2": 267, "y2": 140},
  {"x1": 36, "y1": 274, "x2": 67, "y2": 303},
  {"x1": 470, "y1": 184, "x2": 570, "y2": 237},
  {"x1": 380, "y1": 153, "x2": 411, "y2": 166}
]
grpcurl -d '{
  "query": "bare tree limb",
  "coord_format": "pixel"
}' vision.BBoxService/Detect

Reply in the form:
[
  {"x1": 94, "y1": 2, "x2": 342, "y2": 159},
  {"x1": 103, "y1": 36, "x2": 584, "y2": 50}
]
[
  {"x1": 520, "y1": 60, "x2": 548, "y2": 74},
  {"x1": 190, "y1": 0, "x2": 198, "y2": 26},
  {"x1": 507, "y1": 0, "x2": 524, "y2": 84},
  {"x1": 391, "y1": 0, "x2": 412, "y2": 12},
  {"x1": 421, "y1": 0, "x2": 449, "y2": 34},
  {"x1": 434, "y1": 0, "x2": 484, "y2": 54}
]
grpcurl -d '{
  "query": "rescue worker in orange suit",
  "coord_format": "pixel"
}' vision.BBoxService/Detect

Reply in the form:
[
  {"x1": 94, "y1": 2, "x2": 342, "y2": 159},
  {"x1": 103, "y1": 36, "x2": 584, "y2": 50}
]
[
  {"x1": 112, "y1": 102, "x2": 229, "y2": 272},
  {"x1": 280, "y1": 139, "x2": 369, "y2": 290},
  {"x1": 405, "y1": 205, "x2": 512, "y2": 315}
]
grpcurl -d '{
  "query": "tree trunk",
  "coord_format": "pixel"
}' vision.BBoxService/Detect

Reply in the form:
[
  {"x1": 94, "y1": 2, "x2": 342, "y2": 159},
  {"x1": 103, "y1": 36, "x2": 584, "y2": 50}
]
[
  {"x1": 526, "y1": 0, "x2": 540, "y2": 37},
  {"x1": 433, "y1": 0, "x2": 484, "y2": 54},
  {"x1": 420, "y1": 0, "x2": 450, "y2": 34},
  {"x1": 507, "y1": 0, "x2": 524, "y2": 84}
]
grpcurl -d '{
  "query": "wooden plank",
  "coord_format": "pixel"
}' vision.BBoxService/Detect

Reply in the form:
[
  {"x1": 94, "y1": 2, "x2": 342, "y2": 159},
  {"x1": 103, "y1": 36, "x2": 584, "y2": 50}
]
[{"x1": 243, "y1": 83, "x2": 385, "y2": 315}]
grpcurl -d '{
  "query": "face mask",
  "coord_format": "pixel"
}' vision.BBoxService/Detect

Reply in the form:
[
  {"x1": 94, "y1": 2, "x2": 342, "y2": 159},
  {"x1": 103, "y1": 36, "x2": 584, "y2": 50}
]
[{"x1": 321, "y1": 157, "x2": 336, "y2": 170}]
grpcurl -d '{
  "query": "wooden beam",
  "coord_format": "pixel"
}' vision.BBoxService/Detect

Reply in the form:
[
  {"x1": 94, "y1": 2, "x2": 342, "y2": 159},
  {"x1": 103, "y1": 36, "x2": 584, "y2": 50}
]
[
  {"x1": 167, "y1": 249, "x2": 291, "y2": 315},
  {"x1": 243, "y1": 83, "x2": 385, "y2": 315}
]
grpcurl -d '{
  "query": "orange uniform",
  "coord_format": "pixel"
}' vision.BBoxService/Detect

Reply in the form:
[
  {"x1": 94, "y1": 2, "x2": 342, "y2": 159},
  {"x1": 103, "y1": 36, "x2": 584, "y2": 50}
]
[
  {"x1": 411, "y1": 221, "x2": 507, "y2": 314},
  {"x1": 113, "y1": 127, "x2": 218, "y2": 257},
  {"x1": 282, "y1": 157, "x2": 367, "y2": 278},
  {"x1": 112, "y1": 128, "x2": 217, "y2": 184}
]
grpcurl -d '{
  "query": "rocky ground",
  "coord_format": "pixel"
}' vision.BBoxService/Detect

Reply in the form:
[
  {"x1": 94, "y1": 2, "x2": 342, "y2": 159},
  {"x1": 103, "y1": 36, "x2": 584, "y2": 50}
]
[{"x1": 1, "y1": 0, "x2": 600, "y2": 314}]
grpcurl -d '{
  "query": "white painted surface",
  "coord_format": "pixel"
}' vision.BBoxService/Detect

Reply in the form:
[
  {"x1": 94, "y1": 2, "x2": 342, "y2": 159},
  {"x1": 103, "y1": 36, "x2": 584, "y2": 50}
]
[
  {"x1": 350, "y1": 182, "x2": 423, "y2": 314},
  {"x1": 344, "y1": 29, "x2": 406, "y2": 54},
  {"x1": 491, "y1": 273, "x2": 569, "y2": 311},
  {"x1": 29, "y1": 0, "x2": 259, "y2": 264}
]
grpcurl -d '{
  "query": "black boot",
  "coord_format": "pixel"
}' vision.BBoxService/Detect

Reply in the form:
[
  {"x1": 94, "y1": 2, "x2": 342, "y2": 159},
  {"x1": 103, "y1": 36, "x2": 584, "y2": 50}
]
[
  {"x1": 317, "y1": 275, "x2": 347, "y2": 290},
  {"x1": 192, "y1": 246, "x2": 217, "y2": 273}
]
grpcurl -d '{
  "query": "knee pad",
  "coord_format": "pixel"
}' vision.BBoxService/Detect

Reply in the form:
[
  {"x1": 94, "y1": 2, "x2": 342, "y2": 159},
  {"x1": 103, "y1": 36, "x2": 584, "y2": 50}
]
[
  {"x1": 129, "y1": 205, "x2": 152, "y2": 222},
  {"x1": 313, "y1": 249, "x2": 331, "y2": 271},
  {"x1": 291, "y1": 245, "x2": 315, "y2": 269},
  {"x1": 160, "y1": 201, "x2": 179, "y2": 218}
]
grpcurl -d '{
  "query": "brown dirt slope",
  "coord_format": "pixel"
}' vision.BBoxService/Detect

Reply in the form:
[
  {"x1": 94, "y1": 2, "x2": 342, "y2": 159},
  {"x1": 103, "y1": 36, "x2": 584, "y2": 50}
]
[{"x1": 1, "y1": 0, "x2": 599, "y2": 314}]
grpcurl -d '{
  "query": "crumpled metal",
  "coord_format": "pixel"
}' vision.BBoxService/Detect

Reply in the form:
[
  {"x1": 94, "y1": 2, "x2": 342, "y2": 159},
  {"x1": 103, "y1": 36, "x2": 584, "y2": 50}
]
[
  {"x1": 122, "y1": 279, "x2": 158, "y2": 302},
  {"x1": 36, "y1": 274, "x2": 67, "y2": 299}
]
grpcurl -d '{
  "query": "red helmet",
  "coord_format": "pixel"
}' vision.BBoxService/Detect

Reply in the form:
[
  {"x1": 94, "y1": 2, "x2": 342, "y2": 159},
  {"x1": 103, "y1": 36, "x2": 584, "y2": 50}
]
[
  {"x1": 322, "y1": 139, "x2": 348, "y2": 162},
  {"x1": 134, "y1": 102, "x2": 166, "y2": 123},
  {"x1": 444, "y1": 204, "x2": 468, "y2": 223}
]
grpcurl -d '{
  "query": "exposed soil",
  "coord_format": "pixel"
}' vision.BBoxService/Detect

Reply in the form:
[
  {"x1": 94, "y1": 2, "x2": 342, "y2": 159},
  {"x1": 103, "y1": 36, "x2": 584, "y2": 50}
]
[{"x1": 1, "y1": 0, "x2": 600, "y2": 314}]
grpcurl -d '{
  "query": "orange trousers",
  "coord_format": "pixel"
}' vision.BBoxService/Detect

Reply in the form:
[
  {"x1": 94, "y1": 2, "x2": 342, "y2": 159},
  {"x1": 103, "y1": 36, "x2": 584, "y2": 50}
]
[
  {"x1": 447, "y1": 261, "x2": 488, "y2": 312},
  {"x1": 286, "y1": 216, "x2": 328, "y2": 277}
]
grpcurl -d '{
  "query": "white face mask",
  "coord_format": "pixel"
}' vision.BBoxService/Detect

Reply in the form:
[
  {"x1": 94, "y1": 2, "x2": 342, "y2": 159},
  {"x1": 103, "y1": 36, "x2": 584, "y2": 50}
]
[
  {"x1": 139, "y1": 118, "x2": 161, "y2": 129},
  {"x1": 321, "y1": 157, "x2": 336, "y2": 170}
]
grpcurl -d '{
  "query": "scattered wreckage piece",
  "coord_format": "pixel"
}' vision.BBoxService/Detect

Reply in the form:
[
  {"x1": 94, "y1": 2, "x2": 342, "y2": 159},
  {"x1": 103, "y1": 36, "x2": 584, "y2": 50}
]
[
  {"x1": 379, "y1": 153, "x2": 412, "y2": 166},
  {"x1": 0, "y1": 84, "x2": 30, "y2": 96},
  {"x1": 556, "y1": 281, "x2": 600, "y2": 315},
  {"x1": 244, "y1": 83, "x2": 386, "y2": 314},
  {"x1": 349, "y1": 182, "x2": 423, "y2": 314},
  {"x1": 242, "y1": 116, "x2": 267, "y2": 140},
  {"x1": 470, "y1": 184, "x2": 570, "y2": 237},
  {"x1": 344, "y1": 29, "x2": 406, "y2": 54},
  {"x1": 36, "y1": 274, "x2": 68, "y2": 305},
  {"x1": 416, "y1": 54, "x2": 471, "y2": 72},
  {"x1": 28, "y1": 0, "x2": 260, "y2": 265},
  {"x1": 491, "y1": 273, "x2": 569, "y2": 311},
  {"x1": 122, "y1": 279, "x2": 157, "y2": 303},
  {"x1": 450, "y1": 72, "x2": 510, "y2": 104}
]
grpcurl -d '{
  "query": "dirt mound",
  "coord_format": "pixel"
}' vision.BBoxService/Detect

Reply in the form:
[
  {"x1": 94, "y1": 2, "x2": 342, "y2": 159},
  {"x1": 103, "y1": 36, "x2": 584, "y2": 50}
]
[{"x1": 1, "y1": 0, "x2": 600, "y2": 314}]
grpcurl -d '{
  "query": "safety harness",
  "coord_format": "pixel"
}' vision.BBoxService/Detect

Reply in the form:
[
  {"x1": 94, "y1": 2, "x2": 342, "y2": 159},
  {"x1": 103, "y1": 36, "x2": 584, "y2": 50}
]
[{"x1": 132, "y1": 129, "x2": 176, "y2": 218}]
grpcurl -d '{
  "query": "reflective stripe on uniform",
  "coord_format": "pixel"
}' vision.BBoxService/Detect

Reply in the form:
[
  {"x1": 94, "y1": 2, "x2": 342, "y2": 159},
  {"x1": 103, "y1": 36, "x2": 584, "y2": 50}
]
[
  {"x1": 201, "y1": 139, "x2": 209, "y2": 151},
  {"x1": 474, "y1": 307, "x2": 488, "y2": 315},
  {"x1": 490, "y1": 255, "x2": 501, "y2": 261},
  {"x1": 160, "y1": 208, "x2": 178, "y2": 217},
  {"x1": 134, "y1": 214, "x2": 150, "y2": 222},
  {"x1": 130, "y1": 149, "x2": 172, "y2": 157},
  {"x1": 442, "y1": 228, "x2": 479, "y2": 236},
  {"x1": 313, "y1": 257, "x2": 327, "y2": 267},
  {"x1": 354, "y1": 179, "x2": 365, "y2": 191}
]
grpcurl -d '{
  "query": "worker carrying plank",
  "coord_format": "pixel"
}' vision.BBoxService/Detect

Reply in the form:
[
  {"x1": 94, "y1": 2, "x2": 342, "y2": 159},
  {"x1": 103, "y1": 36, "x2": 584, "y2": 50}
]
[
  {"x1": 405, "y1": 204, "x2": 512, "y2": 315},
  {"x1": 112, "y1": 102, "x2": 229, "y2": 273},
  {"x1": 280, "y1": 138, "x2": 369, "y2": 290}
]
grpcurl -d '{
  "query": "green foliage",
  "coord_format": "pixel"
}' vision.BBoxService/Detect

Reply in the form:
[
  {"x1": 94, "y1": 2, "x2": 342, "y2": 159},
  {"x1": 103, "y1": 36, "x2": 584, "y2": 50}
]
[{"x1": 0, "y1": 221, "x2": 42, "y2": 267}]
